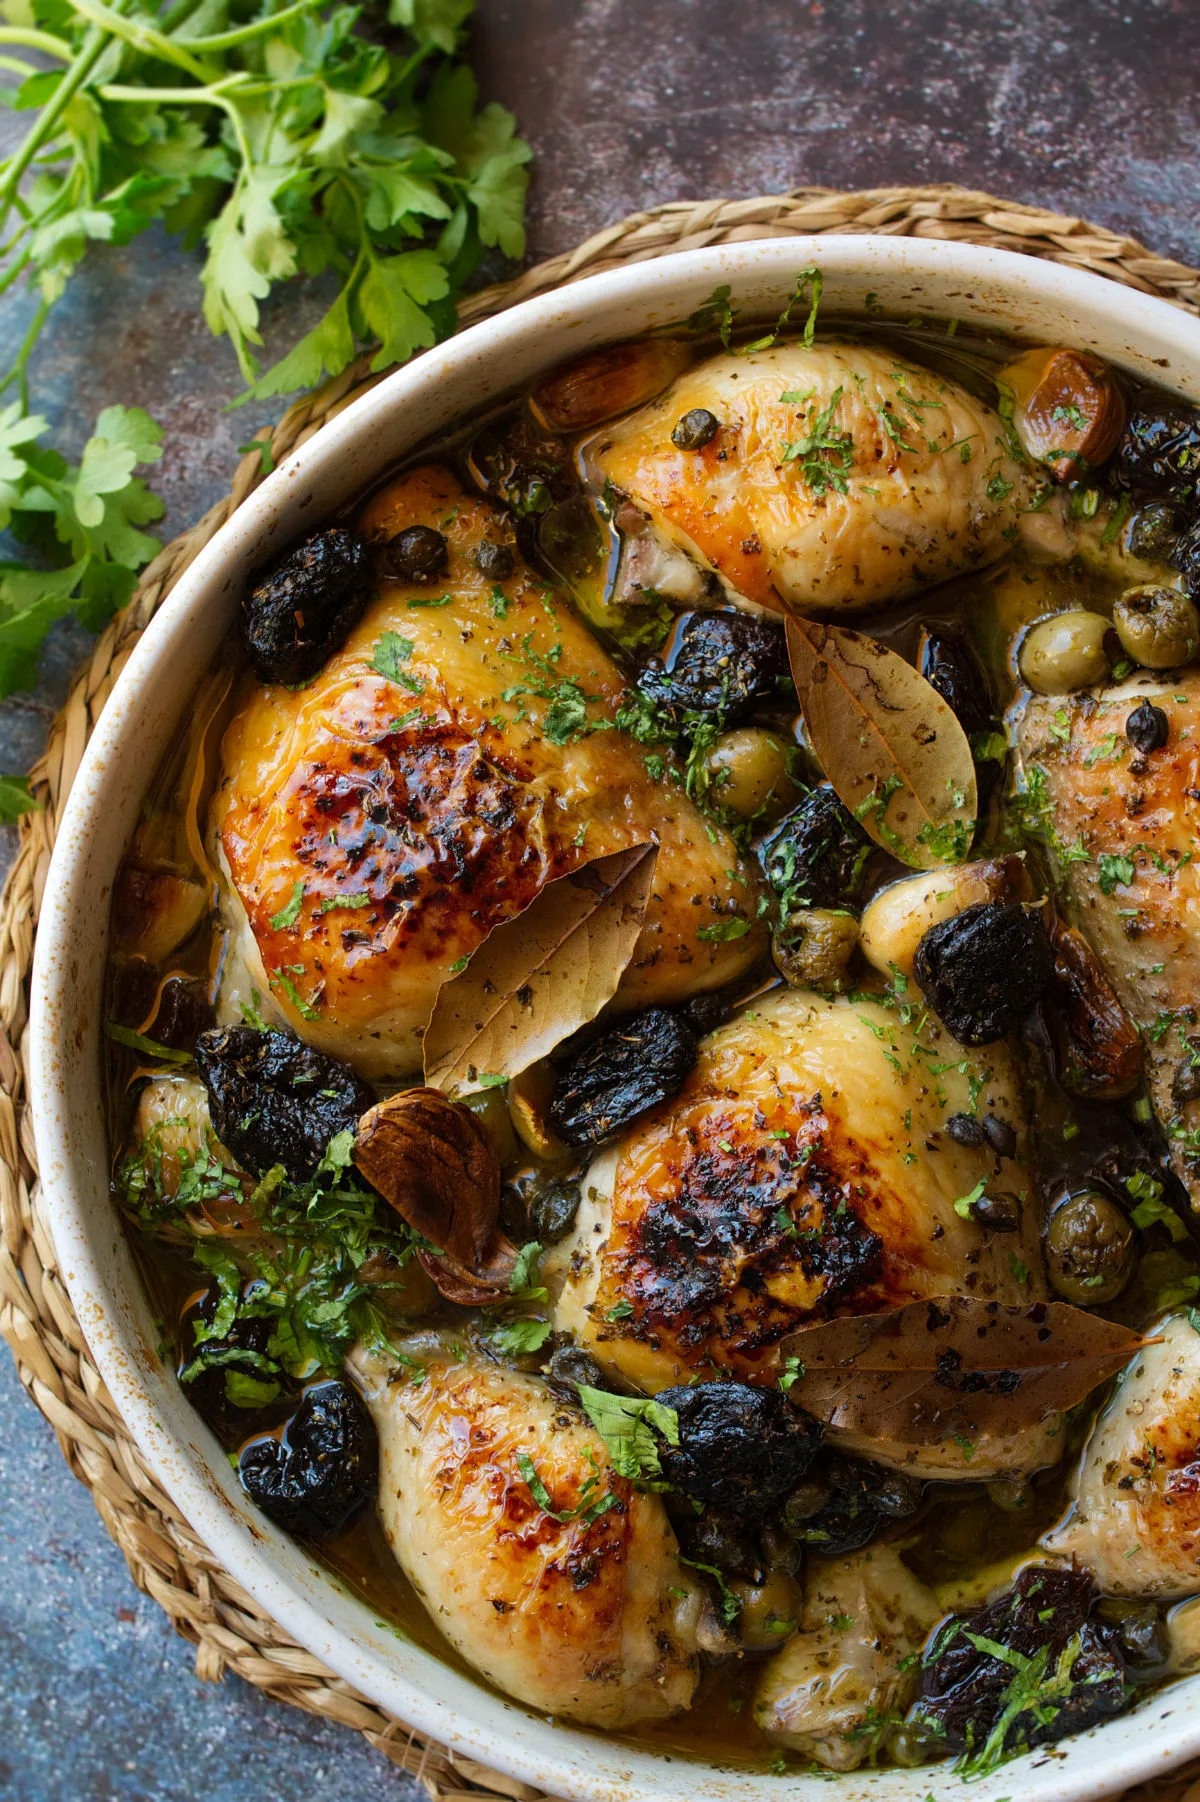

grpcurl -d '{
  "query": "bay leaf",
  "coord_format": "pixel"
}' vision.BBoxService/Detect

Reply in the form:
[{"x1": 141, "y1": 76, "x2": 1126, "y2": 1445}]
[
  {"x1": 778, "y1": 1296, "x2": 1146, "y2": 1453},
  {"x1": 423, "y1": 842, "x2": 658, "y2": 1095},
  {"x1": 786, "y1": 619, "x2": 978, "y2": 870}
]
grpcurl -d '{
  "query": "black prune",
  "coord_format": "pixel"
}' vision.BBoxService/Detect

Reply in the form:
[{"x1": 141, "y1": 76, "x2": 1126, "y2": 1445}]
[
  {"x1": 548, "y1": 1007, "x2": 698, "y2": 1147},
  {"x1": 151, "y1": 976, "x2": 214, "y2": 1051},
  {"x1": 671, "y1": 408, "x2": 720, "y2": 451},
  {"x1": 239, "y1": 1379, "x2": 377, "y2": 1539},
  {"x1": 636, "y1": 610, "x2": 787, "y2": 723},
  {"x1": 918, "y1": 624, "x2": 994, "y2": 741},
  {"x1": 178, "y1": 1289, "x2": 282, "y2": 1422},
  {"x1": 912, "y1": 1565, "x2": 1129, "y2": 1760},
  {"x1": 1117, "y1": 395, "x2": 1200, "y2": 506},
  {"x1": 913, "y1": 902, "x2": 1054, "y2": 1046},
  {"x1": 757, "y1": 784, "x2": 872, "y2": 913},
  {"x1": 194, "y1": 1025, "x2": 373, "y2": 1181},
  {"x1": 654, "y1": 1380, "x2": 822, "y2": 1511},
  {"x1": 680, "y1": 983, "x2": 741, "y2": 1037},
  {"x1": 241, "y1": 528, "x2": 371, "y2": 685},
  {"x1": 384, "y1": 525, "x2": 448, "y2": 583},
  {"x1": 784, "y1": 1452, "x2": 921, "y2": 1554}
]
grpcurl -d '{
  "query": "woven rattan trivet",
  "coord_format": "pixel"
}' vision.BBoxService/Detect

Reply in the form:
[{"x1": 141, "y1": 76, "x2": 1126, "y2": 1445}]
[{"x1": 3, "y1": 183, "x2": 1200, "y2": 1802}]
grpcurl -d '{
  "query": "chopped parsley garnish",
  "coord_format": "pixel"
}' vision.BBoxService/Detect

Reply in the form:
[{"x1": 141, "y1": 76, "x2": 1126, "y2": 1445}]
[
  {"x1": 269, "y1": 881, "x2": 304, "y2": 930},
  {"x1": 105, "y1": 1021, "x2": 192, "y2": 1066},
  {"x1": 576, "y1": 1386, "x2": 679, "y2": 1486}
]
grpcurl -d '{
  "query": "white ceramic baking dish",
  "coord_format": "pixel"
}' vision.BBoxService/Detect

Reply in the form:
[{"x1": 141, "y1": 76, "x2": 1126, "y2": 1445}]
[{"x1": 28, "y1": 235, "x2": 1200, "y2": 1802}]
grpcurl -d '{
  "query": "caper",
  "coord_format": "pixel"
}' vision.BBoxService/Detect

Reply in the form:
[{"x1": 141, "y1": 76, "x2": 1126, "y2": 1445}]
[
  {"x1": 772, "y1": 907, "x2": 859, "y2": 992},
  {"x1": 474, "y1": 538, "x2": 514, "y2": 580},
  {"x1": 986, "y1": 1476, "x2": 1032, "y2": 1513},
  {"x1": 969, "y1": 1189, "x2": 1021, "y2": 1233},
  {"x1": 782, "y1": 1476, "x2": 830, "y2": 1533},
  {"x1": 671, "y1": 407, "x2": 720, "y2": 450},
  {"x1": 1096, "y1": 1599, "x2": 1171, "y2": 1677},
  {"x1": 1127, "y1": 501, "x2": 1183, "y2": 565},
  {"x1": 1126, "y1": 699, "x2": 1170, "y2": 754},
  {"x1": 727, "y1": 1568, "x2": 802, "y2": 1651},
  {"x1": 705, "y1": 727, "x2": 794, "y2": 821},
  {"x1": 1113, "y1": 584, "x2": 1200, "y2": 670},
  {"x1": 946, "y1": 1112, "x2": 987, "y2": 1148},
  {"x1": 385, "y1": 524, "x2": 448, "y2": 583},
  {"x1": 983, "y1": 1114, "x2": 1018, "y2": 1158},
  {"x1": 1019, "y1": 610, "x2": 1112, "y2": 694},
  {"x1": 1044, "y1": 1189, "x2": 1135, "y2": 1305},
  {"x1": 888, "y1": 1725, "x2": 939, "y2": 1768},
  {"x1": 545, "y1": 1344, "x2": 603, "y2": 1399},
  {"x1": 1173, "y1": 1041, "x2": 1200, "y2": 1109}
]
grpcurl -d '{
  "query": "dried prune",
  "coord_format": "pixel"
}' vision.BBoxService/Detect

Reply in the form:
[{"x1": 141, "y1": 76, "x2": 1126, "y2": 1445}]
[
  {"x1": 675, "y1": 1503, "x2": 762, "y2": 1579},
  {"x1": 918, "y1": 623, "x2": 994, "y2": 741},
  {"x1": 783, "y1": 1452, "x2": 922, "y2": 1554},
  {"x1": 913, "y1": 902, "x2": 1054, "y2": 1045},
  {"x1": 194, "y1": 1026, "x2": 373, "y2": 1181},
  {"x1": 1116, "y1": 395, "x2": 1200, "y2": 506},
  {"x1": 635, "y1": 609, "x2": 787, "y2": 722},
  {"x1": 178, "y1": 1289, "x2": 283, "y2": 1422},
  {"x1": 241, "y1": 528, "x2": 371, "y2": 685},
  {"x1": 239, "y1": 1379, "x2": 377, "y2": 1539},
  {"x1": 548, "y1": 1007, "x2": 698, "y2": 1147},
  {"x1": 911, "y1": 1565, "x2": 1129, "y2": 1759},
  {"x1": 757, "y1": 784, "x2": 872, "y2": 913},
  {"x1": 654, "y1": 1380, "x2": 822, "y2": 1510}
]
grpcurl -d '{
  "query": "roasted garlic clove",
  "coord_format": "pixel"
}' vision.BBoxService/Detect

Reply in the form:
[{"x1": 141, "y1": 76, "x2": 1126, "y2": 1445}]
[
  {"x1": 530, "y1": 337, "x2": 692, "y2": 432},
  {"x1": 1047, "y1": 921, "x2": 1142, "y2": 1099},
  {"x1": 859, "y1": 854, "x2": 1031, "y2": 981},
  {"x1": 354, "y1": 1087, "x2": 515, "y2": 1301},
  {"x1": 999, "y1": 346, "x2": 1125, "y2": 479}
]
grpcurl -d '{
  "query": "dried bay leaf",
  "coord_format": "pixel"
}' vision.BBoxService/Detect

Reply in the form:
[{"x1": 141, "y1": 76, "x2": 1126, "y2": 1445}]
[
  {"x1": 423, "y1": 842, "x2": 658, "y2": 1095},
  {"x1": 786, "y1": 619, "x2": 978, "y2": 870},
  {"x1": 779, "y1": 1296, "x2": 1145, "y2": 1474}
]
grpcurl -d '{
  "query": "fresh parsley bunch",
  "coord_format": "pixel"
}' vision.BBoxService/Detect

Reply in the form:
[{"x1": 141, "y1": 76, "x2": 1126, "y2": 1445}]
[
  {"x1": 0, "y1": 0, "x2": 530, "y2": 801},
  {"x1": 0, "y1": 0, "x2": 530, "y2": 396}
]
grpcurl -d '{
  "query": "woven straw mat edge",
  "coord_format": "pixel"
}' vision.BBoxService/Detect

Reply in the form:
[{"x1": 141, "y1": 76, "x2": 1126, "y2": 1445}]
[{"x1": 4, "y1": 184, "x2": 1200, "y2": 1802}]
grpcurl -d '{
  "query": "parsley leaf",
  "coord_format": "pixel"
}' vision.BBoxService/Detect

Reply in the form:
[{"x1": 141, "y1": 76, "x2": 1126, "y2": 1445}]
[{"x1": 576, "y1": 1385, "x2": 679, "y2": 1486}]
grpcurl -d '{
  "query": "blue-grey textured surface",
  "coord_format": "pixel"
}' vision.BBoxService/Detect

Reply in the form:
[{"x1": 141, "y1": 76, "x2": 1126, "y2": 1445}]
[{"x1": 4, "y1": 0, "x2": 1200, "y2": 1795}]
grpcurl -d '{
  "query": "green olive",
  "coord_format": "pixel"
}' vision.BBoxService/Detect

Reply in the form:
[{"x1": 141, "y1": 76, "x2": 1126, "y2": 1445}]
[
  {"x1": 1019, "y1": 610, "x2": 1112, "y2": 694},
  {"x1": 1113, "y1": 584, "x2": 1200, "y2": 670},
  {"x1": 727, "y1": 1568, "x2": 802, "y2": 1651},
  {"x1": 887, "y1": 1726, "x2": 939, "y2": 1769},
  {"x1": 705, "y1": 727, "x2": 794, "y2": 822},
  {"x1": 461, "y1": 1085, "x2": 520, "y2": 1169},
  {"x1": 1044, "y1": 1189, "x2": 1135, "y2": 1304},
  {"x1": 773, "y1": 907, "x2": 859, "y2": 992}
]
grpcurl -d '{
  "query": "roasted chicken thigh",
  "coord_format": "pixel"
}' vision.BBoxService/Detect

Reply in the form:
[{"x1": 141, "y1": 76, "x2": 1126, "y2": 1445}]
[
  {"x1": 589, "y1": 342, "x2": 1031, "y2": 615},
  {"x1": 212, "y1": 466, "x2": 765, "y2": 1076}
]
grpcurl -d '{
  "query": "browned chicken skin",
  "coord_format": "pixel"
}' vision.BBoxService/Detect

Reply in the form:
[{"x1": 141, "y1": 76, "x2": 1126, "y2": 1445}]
[
  {"x1": 1019, "y1": 673, "x2": 1200, "y2": 1205},
  {"x1": 212, "y1": 466, "x2": 766, "y2": 1075}
]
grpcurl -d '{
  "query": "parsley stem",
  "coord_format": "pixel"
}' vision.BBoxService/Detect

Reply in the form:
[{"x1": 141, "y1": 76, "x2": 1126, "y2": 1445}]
[
  {"x1": 0, "y1": 21, "x2": 111, "y2": 228},
  {"x1": 67, "y1": 0, "x2": 219, "y2": 83},
  {"x1": 6, "y1": 294, "x2": 50, "y2": 410},
  {"x1": 0, "y1": 27, "x2": 72, "y2": 56},
  {"x1": 182, "y1": 0, "x2": 324, "y2": 52}
]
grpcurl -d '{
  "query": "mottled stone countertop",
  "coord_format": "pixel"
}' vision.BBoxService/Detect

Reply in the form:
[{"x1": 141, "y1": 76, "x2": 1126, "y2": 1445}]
[{"x1": 3, "y1": 1, "x2": 1200, "y2": 1796}]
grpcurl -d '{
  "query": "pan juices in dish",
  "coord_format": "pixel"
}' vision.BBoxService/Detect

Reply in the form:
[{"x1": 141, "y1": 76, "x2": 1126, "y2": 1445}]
[{"x1": 107, "y1": 299, "x2": 1200, "y2": 1772}]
